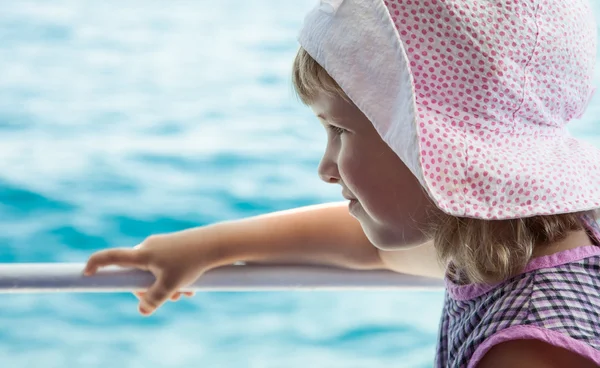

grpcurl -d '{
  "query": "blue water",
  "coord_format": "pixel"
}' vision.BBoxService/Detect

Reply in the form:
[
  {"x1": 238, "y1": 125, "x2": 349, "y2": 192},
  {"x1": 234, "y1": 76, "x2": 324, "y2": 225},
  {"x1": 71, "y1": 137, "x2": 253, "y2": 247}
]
[{"x1": 2, "y1": 1, "x2": 600, "y2": 367}]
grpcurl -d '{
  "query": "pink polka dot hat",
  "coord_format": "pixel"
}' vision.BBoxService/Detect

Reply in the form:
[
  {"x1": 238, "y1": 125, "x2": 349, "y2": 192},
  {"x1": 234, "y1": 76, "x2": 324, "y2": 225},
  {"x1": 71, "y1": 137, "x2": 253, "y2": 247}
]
[{"x1": 299, "y1": 0, "x2": 599, "y2": 219}]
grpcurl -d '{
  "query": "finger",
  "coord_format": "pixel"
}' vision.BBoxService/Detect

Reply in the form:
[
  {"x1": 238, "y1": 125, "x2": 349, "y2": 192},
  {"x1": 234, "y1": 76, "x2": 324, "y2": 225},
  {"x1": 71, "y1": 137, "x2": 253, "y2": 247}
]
[
  {"x1": 133, "y1": 291, "x2": 145, "y2": 300},
  {"x1": 84, "y1": 248, "x2": 146, "y2": 276},
  {"x1": 183, "y1": 291, "x2": 195, "y2": 297},
  {"x1": 138, "y1": 277, "x2": 176, "y2": 316},
  {"x1": 170, "y1": 292, "x2": 181, "y2": 301}
]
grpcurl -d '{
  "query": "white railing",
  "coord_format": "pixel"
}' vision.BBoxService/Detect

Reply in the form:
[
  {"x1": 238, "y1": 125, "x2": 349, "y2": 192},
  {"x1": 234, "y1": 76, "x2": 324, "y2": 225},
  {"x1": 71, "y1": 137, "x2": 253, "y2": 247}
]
[{"x1": 0, "y1": 263, "x2": 445, "y2": 293}]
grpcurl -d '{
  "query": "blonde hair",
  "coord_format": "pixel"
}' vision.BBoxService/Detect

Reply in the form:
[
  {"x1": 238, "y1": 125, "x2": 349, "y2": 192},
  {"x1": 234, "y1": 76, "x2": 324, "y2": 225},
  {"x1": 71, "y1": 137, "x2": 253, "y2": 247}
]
[
  {"x1": 292, "y1": 46, "x2": 600, "y2": 284},
  {"x1": 429, "y1": 210, "x2": 598, "y2": 284},
  {"x1": 292, "y1": 48, "x2": 348, "y2": 104}
]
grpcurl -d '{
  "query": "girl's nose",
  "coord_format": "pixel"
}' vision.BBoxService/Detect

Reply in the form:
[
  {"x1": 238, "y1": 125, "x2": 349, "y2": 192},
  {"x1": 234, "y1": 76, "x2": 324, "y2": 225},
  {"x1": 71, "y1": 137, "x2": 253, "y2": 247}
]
[{"x1": 318, "y1": 154, "x2": 340, "y2": 184}]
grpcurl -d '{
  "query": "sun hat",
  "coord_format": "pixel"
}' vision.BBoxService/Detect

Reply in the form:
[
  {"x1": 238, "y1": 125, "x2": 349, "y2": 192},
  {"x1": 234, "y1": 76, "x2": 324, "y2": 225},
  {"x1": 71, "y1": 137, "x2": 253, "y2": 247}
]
[{"x1": 298, "y1": 0, "x2": 600, "y2": 220}]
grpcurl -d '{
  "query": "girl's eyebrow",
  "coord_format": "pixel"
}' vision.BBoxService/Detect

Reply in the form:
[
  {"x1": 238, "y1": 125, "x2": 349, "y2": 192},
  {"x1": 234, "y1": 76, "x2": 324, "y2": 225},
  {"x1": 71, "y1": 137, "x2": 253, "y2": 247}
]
[{"x1": 318, "y1": 113, "x2": 342, "y2": 125}]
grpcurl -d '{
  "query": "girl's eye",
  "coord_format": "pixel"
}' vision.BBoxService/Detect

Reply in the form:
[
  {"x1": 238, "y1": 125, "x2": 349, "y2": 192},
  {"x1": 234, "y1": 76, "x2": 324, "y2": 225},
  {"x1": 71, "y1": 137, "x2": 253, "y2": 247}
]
[{"x1": 326, "y1": 124, "x2": 346, "y2": 135}]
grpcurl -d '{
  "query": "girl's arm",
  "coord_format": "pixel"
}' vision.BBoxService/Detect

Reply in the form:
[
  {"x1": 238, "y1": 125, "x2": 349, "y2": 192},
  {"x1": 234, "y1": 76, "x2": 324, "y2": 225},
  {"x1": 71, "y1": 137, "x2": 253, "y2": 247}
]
[
  {"x1": 378, "y1": 239, "x2": 444, "y2": 279},
  {"x1": 213, "y1": 201, "x2": 386, "y2": 270},
  {"x1": 85, "y1": 201, "x2": 444, "y2": 315},
  {"x1": 221, "y1": 201, "x2": 444, "y2": 278}
]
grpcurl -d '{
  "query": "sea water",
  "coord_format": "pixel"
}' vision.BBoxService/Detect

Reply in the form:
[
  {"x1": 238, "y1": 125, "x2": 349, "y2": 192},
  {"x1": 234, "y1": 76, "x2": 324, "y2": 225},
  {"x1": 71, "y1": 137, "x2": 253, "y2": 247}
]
[{"x1": 1, "y1": 1, "x2": 599, "y2": 367}]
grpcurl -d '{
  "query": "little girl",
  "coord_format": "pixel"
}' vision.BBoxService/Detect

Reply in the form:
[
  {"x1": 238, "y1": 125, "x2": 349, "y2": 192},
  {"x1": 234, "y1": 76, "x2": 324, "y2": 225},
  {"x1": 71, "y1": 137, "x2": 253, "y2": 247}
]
[{"x1": 84, "y1": 0, "x2": 600, "y2": 366}]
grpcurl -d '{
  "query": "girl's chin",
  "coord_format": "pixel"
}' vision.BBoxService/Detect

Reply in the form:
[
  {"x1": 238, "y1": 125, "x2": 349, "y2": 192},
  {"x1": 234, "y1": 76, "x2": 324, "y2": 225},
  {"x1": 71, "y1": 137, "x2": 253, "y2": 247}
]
[{"x1": 348, "y1": 199, "x2": 359, "y2": 213}]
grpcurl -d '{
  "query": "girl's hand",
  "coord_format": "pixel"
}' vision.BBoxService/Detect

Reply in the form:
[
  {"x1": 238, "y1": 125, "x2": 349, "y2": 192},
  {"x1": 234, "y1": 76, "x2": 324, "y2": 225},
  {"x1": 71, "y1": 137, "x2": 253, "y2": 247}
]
[{"x1": 83, "y1": 231, "x2": 227, "y2": 316}]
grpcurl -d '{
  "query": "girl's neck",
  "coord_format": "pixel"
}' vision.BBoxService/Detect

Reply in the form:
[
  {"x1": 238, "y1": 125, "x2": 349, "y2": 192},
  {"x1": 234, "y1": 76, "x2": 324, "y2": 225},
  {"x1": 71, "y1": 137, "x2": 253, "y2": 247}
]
[{"x1": 531, "y1": 229, "x2": 595, "y2": 258}]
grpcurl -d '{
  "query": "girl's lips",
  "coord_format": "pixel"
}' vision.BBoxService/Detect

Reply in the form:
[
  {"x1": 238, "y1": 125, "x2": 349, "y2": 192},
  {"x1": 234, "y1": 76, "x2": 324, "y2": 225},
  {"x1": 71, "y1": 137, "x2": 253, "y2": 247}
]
[{"x1": 342, "y1": 191, "x2": 357, "y2": 201}]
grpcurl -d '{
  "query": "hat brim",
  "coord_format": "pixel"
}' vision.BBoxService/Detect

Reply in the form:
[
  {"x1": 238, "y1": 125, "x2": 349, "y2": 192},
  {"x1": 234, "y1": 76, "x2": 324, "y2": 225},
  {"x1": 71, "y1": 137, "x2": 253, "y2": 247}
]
[{"x1": 417, "y1": 103, "x2": 600, "y2": 218}]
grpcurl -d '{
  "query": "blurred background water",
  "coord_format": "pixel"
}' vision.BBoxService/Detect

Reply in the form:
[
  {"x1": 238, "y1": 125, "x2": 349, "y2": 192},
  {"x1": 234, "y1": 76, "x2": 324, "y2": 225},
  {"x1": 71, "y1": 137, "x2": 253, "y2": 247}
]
[{"x1": 1, "y1": 1, "x2": 599, "y2": 367}]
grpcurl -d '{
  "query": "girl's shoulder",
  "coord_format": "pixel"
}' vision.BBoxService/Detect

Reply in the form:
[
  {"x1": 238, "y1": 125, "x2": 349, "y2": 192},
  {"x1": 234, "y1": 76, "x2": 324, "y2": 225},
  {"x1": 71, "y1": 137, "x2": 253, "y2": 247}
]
[
  {"x1": 437, "y1": 245, "x2": 600, "y2": 368},
  {"x1": 475, "y1": 338, "x2": 599, "y2": 368},
  {"x1": 445, "y1": 244, "x2": 600, "y2": 301}
]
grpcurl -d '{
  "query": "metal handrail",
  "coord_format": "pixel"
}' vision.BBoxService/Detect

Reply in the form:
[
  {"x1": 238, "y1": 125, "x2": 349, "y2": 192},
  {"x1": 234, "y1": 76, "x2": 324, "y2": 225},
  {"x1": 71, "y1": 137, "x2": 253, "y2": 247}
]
[{"x1": 0, "y1": 263, "x2": 445, "y2": 293}]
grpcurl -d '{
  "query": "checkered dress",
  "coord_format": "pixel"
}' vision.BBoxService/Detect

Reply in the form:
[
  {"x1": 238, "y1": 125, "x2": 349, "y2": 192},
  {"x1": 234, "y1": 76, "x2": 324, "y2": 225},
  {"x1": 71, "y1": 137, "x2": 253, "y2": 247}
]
[{"x1": 435, "y1": 215, "x2": 600, "y2": 367}]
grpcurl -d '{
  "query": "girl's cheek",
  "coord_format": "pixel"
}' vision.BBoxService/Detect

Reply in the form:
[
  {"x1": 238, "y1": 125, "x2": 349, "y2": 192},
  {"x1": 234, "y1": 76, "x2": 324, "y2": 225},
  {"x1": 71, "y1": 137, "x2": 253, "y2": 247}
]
[{"x1": 338, "y1": 149, "x2": 358, "y2": 179}]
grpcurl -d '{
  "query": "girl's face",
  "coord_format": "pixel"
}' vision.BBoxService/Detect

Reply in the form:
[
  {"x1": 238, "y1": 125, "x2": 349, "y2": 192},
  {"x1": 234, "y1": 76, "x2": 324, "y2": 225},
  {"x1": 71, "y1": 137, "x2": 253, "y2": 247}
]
[{"x1": 311, "y1": 92, "x2": 439, "y2": 250}]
